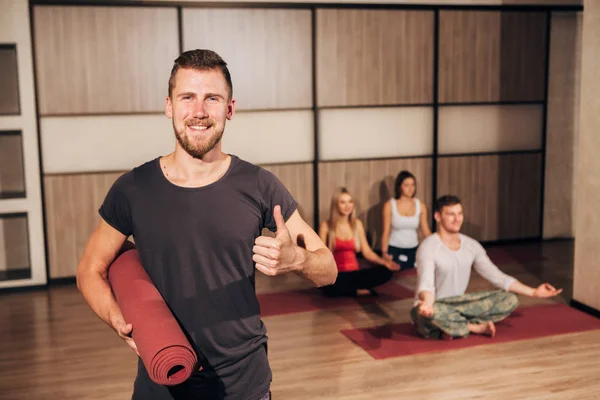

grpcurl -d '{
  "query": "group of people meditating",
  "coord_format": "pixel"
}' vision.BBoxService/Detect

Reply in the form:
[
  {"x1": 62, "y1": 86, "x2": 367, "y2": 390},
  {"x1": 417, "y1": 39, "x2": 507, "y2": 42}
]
[{"x1": 319, "y1": 171, "x2": 563, "y2": 340}]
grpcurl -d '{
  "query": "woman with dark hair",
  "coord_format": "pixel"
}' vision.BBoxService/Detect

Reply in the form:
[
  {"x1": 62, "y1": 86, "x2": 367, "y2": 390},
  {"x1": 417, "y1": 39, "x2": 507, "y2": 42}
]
[
  {"x1": 318, "y1": 187, "x2": 399, "y2": 297},
  {"x1": 381, "y1": 171, "x2": 431, "y2": 270}
]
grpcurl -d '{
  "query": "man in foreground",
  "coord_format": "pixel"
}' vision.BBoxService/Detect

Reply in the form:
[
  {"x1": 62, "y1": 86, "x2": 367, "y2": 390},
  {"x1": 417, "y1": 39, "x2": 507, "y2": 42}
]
[{"x1": 76, "y1": 49, "x2": 337, "y2": 399}]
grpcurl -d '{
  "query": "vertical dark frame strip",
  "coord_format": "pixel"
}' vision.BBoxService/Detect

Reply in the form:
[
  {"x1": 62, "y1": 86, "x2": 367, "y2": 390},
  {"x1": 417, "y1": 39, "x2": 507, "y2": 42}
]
[
  {"x1": 539, "y1": 10, "x2": 552, "y2": 239},
  {"x1": 177, "y1": 6, "x2": 184, "y2": 54},
  {"x1": 432, "y1": 9, "x2": 440, "y2": 231},
  {"x1": 17, "y1": 131, "x2": 27, "y2": 199},
  {"x1": 28, "y1": 3, "x2": 50, "y2": 286},
  {"x1": 311, "y1": 6, "x2": 320, "y2": 230}
]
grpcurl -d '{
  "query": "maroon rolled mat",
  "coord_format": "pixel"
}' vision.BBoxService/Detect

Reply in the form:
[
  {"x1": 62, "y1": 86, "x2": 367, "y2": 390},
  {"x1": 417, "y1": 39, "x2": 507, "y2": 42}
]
[
  {"x1": 341, "y1": 304, "x2": 600, "y2": 360},
  {"x1": 258, "y1": 281, "x2": 414, "y2": 317},
  {"x1": 108, "y1": 247, "x2": 197, "y2": 386}
]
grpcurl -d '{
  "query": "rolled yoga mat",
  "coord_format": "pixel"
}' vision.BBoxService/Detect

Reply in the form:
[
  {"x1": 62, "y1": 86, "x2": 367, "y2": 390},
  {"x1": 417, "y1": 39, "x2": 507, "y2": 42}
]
[{"x1": 108, "y1": 244, "x2": 198, "y2": 386}]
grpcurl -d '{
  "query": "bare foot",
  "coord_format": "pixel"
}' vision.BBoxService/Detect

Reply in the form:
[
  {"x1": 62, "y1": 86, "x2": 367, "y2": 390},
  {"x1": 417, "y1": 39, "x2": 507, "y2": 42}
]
[
  {"x1": 468, "y1": 321, "x2": 496, "y2": 337},
  {"x1": 483, "y1": 321, "x2": 496, "y2": 337}
]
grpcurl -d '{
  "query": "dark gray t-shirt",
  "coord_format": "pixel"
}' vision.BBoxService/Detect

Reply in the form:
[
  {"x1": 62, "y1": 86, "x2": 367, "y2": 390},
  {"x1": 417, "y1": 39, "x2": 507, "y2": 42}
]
[{"x1": 99, "y1": 155, "x2": 297, "y2": 400}]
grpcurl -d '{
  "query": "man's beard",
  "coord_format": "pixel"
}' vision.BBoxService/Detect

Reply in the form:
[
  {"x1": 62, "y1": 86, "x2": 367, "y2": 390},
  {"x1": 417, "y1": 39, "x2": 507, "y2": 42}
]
[{"x1": 173, "y1": 119, "x2": 224, "y2": 159}]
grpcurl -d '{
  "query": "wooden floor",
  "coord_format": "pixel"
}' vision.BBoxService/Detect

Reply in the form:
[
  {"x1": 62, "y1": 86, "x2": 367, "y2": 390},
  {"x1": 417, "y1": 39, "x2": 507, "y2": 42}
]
[{"x1": 1, "y1": 240, "x2": 599, "y2": 400}]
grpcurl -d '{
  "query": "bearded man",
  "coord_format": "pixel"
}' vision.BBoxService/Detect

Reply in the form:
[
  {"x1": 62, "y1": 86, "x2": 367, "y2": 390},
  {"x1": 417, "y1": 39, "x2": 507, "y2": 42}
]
[{"x1": 76, "y1": 49, "x2": 337, "y2": 400}]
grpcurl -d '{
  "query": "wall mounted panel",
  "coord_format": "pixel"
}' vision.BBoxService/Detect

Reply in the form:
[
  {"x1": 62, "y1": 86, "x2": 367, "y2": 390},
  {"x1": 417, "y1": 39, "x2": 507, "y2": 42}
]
[
  {"x1": 544, "y1": 12, "x2": 582, "y2": 238},
  {"x1": 438, "y1": 104, "x2": 543, "y2": 154},
  {"x1": 439, "y1": 11, "x2": 547, "y2": 103},
  {"x1": 44, "y1": 173, "x2": 123, "y2": 278},
  {"x1": 183, "y1": 8, "x2": 312, "y2": 110},
  {"x1": 0, "y1": 214, "x2": 30, "y2": 280},
  {"x1": 40, "y1": 115, "x2": 174, "y2": 174},
  {"x1": 437, "y1": 153, "x2": 542, "y2": 241},
  {"x1": 317, "y1": 9, "x2": 434, "y2": 106},
  {"x1": 34, "y1": 6, "x2": 179, "y2": 115},
  {"x1": 319, "y1": 107, "x2": 433, "y2": 160},
  {"x1": 0, "y1": 46, "x2": 20, "y2": 115},
  {"x1": 0, "y1": 132, "x2": 25, "y2": 198},
  {"x1": 222, "y1": 110, "x2": 314, "y2": 164},
  {"x1": 261, "y1": 162, "x2": 314, "y2": 227}
]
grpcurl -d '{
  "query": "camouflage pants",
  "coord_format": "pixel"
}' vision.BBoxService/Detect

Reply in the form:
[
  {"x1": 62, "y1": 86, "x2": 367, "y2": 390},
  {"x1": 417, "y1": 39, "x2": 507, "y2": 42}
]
[{"x1": 410, "y1": 290, "x2": 519, "y2": 339}]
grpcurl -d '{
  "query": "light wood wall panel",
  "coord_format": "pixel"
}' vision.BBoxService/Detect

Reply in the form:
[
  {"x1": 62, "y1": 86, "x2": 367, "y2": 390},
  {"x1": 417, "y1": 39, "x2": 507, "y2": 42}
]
[
  {"x1": 439, "y1": 11, "x2": 547, "y2": 103},
  {"x1": 0, "y1": 46, "x2": 20, "y2": 115},
  {"x1": 437, "y1": 153, "x2": 542, "y2": 242},
  {"x1": 544, "y1": 12, "x2": 582, "y2": 239},
  {"x1": 319, "y1": 157, "x2": 433, "y2": 250},
  {"x1": 33, "y1": 6, "x2": 179, "y2": 115},
  {"x1": 40, "y1": 115, "x2": 174, "y2": 174},
  {"x1": 319, "y1": 107, "x2": 433, "y2": 161},
  {"x1": 0, "y1": 215, "x2": 29, "y2": 271},
  {"x1": 44, "y1": 172, "x2": 125, "y2": 278},
  {"x1": 0, "y1": 133, "x2": 25, "y2": 197},
  {"x1": 223, "y1": 110, "x2": 314, "y2": 164},
  {"x1": 260, "y1": 163, "x2": 314, "y2": 228},
  {"x1": 438, "y1": 104, "x2": 543, "y2": 154},
  {"x1": 316, "y1": 9, "x2": 434, "y2": 107},
  {"x1": 183, "y1": 8, "x2": 312, "y2": 110},
  {"x1": 574, "y1": 0, "x2": 600, "y2": 311}
]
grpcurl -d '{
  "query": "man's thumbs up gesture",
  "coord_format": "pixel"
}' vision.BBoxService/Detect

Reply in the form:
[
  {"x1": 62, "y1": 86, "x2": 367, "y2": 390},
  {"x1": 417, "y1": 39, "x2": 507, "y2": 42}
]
[{"x1": 253, "y1": 205, "x2": 305, "y2": 276}]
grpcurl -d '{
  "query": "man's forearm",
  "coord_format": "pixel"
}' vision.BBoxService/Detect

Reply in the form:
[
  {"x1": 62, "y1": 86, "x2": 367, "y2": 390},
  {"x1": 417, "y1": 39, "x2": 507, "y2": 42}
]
[
  {"x1": 295, "y1": 247, "x2": 337, "y2": 287},
  {"x1": 77, "y1": 268, "x2": 123, "y2": 330},
  {"x1": 508, "y1": 280, "x2": 535, "y2": 297}
]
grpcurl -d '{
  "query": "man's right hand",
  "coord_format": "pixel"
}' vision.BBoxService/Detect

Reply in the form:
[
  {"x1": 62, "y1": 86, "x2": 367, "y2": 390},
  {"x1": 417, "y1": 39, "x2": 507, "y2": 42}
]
[
  {"x1": 111, "y1": 314, "x2": 140, "y2": 356},
  {"x1": 418, "y1": 301, "x2": 434, "y2": 318}
]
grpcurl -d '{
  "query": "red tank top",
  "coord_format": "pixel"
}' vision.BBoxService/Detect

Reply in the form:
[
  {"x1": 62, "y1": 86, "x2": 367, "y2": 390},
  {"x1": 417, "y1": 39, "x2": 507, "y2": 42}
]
[{"x1": 333, "y1": 238, "x2": 359, "y2": 272}]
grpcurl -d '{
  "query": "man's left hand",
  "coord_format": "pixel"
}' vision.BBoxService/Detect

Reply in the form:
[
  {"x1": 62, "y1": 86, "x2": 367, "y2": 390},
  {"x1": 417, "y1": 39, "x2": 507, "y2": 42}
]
[
  {"x1": 253, "y1": 205, "x2": 305, "y2": 276},
  {"x1": 532, "y1": 283, "x2": 563, "y2": 298}
]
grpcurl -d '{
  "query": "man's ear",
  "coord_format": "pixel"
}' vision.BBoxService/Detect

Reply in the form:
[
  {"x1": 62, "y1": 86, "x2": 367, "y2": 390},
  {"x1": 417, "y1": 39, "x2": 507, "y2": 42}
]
[
  {"x1": 165, "y1": 96, "x2": 173, "y2": 118},
  {"x1": 226, "y1": 98, "x2": 236, "y2": 120},
  {"x1": 433, "y1": 211, "x2": 441, "y2": 223}
]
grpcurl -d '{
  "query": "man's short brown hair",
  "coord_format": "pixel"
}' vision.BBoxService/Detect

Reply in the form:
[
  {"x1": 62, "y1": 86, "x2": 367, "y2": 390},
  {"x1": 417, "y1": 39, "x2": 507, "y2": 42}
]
[
  {"x1": 168, "y1": 49, "x2": 233, "y2": 99},
  {"x1": 433, "y1": 195, "x2": 462, "y2": 214}
]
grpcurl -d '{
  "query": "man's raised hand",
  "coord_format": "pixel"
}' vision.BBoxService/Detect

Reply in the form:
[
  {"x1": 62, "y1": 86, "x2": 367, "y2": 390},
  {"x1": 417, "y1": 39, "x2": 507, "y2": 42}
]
[{"x1": 253, "y1": 205, "x2": 305, "y2": 276}]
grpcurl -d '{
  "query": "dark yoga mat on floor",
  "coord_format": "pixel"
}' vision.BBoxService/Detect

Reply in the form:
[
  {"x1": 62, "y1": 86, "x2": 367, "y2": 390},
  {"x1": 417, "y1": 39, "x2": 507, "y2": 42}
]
[
  {"x1": 341, "y1": 304, "x2": 600, "y2": 360},
  {"x1": 108, "y1": 247, "x2": 197, "y2": 385},
  {"x1": 258, "y1": 281, "x2": 414, "y2": 317},
  {"x1": 486, "y1": 247, "x2": 547, "y2": 265}
]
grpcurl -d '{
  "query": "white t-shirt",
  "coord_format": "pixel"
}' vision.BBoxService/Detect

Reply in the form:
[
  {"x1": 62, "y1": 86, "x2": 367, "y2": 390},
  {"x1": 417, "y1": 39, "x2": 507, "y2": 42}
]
[{"x1": 415, "y1": 233, "x2": 516, "y2": 301}]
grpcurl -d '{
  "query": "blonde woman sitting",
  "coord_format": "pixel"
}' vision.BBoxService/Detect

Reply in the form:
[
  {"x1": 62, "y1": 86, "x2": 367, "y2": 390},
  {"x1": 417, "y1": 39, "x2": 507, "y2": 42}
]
[{"x1": 319, "y1": 188, "x2": 400, "y2": 297}]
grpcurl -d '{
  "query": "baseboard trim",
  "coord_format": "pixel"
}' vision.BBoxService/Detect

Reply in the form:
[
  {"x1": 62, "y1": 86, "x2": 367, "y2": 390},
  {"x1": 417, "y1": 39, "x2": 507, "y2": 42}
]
[
  {"x1": 49, "y1": 277, "x2": 77, "y2": 286},
  {"x1": 570, "y1": 299, "x2": 600, "y2": 319}
]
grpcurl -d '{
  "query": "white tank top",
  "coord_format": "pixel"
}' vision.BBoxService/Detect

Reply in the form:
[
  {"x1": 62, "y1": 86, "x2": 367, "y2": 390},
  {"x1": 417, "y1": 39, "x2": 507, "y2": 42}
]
[{"x1": 388, "y1": 198, "x2": 420, "y2": 249}]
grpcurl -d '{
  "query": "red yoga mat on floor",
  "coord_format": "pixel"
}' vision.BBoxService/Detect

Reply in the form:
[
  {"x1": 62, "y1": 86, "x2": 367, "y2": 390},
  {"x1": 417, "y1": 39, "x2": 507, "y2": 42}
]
[
  {"x1": 341, "y1": 304, "x2": 600, "y2": 360},
  {"x1": 486, "y1": 247, "x2": 547, "y2": 265},
  {"x1": 108, "y1": 247, "x2": 197, "y2": 386},
  {"x1": 258, "y1": 281, "x2": 414, "y2": 317}
]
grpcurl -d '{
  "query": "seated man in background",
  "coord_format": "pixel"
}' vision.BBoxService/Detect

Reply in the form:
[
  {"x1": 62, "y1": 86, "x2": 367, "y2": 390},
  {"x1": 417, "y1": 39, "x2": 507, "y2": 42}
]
[{"x1": 412, "y1": 195, "x2": 562, "y2": 339}]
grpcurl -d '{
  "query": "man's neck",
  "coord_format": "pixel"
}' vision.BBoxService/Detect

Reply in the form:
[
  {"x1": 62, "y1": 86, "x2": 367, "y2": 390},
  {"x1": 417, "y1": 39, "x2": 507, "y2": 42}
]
[
  {"x1": 161, "y1": 146, "x2": 231, "y2": 188},
  {"x1": 437, "y1": 229, "x2": 461, "y2": 250}
]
